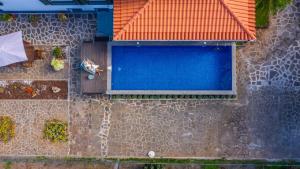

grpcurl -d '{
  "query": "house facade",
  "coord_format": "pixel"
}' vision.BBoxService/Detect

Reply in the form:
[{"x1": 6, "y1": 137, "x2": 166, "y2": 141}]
[{"x1": 0, "y1": 0, "x2": 112, "y2": 12}]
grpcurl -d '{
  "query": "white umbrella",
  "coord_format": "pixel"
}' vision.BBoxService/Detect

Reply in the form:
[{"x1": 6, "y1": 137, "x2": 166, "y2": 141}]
[{"x1": 0, "y1": 31, "x2": 28, "y2": 67}]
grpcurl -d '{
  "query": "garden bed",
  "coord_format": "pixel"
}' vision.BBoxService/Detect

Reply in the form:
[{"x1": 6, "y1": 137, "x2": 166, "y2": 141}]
[{"x1": 0, "y1": 80, "x2": 68, "y2": 99}]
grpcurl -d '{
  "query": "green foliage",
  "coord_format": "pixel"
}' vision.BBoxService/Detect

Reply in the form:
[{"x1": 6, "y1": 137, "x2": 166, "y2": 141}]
[
  {"x1": 202, "y1": 165, "x2": 219, "y2": 169},
  {"x1": 0, "y1": 14, "x2": 15, "y2": 22},
  {"x1": 51, "y1": 58, "x2": 65, "y2": 71},
  {"x1": 3, "y1": 161, "x2": 12, "y2": 169},
  {"x1": 43, "y1": 119, "x2": 68, "y2": 143},
  {"x1": 144, "y1": 164, "x2": 165, "y2": 169},
  {"x1": 52, "y1": 47, "x2": 63, "y2": 59},
  {"x1": 270, "y1": 0, "x2": 292, "y2": 14},
  {"x1": 114, "y1": 158, "x2": 300, "y2": 168},
  {"x1": 263, "y1": 165, "x2": 291, "y2": 169},
  {"x1": 58, "y1": 13, "x2": 68, "y2": 22},
  {"x1": 256, "y1": 0, "x2": 270, "y2": 27},
  {"x1": 256, "y1": 0, "x2": 292, "y2": 28},
  {"x1": 0, "y1": 116, "x2": 15, "y2": 143},
  {"x1": 34, "y1": 156, "x2": 48, "y2": 162},
  {"x1": 28, "y1": 15, "x2": 40, "y2": 25}
]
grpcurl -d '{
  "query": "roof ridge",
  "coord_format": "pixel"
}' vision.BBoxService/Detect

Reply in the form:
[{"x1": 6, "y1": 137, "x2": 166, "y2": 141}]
[
  {"x1": 114, "y1": 0, "x2": 154, "y2": 40},
  {"x1": 219, "y1": 0, "x2": 256, "y2": 40}
]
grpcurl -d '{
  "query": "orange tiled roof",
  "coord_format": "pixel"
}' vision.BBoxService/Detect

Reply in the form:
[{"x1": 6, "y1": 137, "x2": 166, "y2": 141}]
[{"x1": 113, "y1": 0, "x2": 256, "y2": 41}]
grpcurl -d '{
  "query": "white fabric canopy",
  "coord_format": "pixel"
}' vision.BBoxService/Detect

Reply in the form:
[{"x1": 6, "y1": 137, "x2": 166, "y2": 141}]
[{"x1": 0, "y1": 31, "x2": 28, "y2": 67}]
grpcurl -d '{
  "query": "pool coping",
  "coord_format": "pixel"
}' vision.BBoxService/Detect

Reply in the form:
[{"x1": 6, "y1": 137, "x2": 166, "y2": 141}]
[{"x1": 106, "y1": 41, "x2": 236, "y2": 95}]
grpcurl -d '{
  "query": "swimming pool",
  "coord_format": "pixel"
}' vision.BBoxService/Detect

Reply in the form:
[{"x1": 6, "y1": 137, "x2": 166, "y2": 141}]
[{"x1": 107, "y1": 42, "x2": 236, "y2": 95}]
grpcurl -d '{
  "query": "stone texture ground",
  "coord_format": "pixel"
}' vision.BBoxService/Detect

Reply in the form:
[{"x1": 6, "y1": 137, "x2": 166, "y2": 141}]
[
  {"x1": 0, "y1": 14, "x2": 95, "y2": 156},
  {"x1": 0, "y1": 101, "x2": 69, "y2": 156},
  {"x1": 0, "y1": 1, "x2": 299, "y2": 160}
]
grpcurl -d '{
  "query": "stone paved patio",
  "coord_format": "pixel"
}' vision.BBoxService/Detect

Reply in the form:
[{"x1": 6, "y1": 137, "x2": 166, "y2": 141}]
[
  {"x1": 0, "y1": 1, "x2": 299, "y2": 160},
  {"x1": 0, "y1": 14, "x2": 96, "y2": 156},
  {"x1": 0, "y1": 100, "x2": 69, "y2": 156},
  {"x1": 0, "y1": 46, "x2": 70, "y2": 80}
]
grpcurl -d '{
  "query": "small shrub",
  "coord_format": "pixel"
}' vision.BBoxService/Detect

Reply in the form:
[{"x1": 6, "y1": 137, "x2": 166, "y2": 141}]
[
  {"x1": 0, "y1": 14, "x2": 16, "y2": 22},
  {"x1": 0, "y1": 116, "x2": 15, "y2": 143},
  {"x1": 52, "y1": 47, "x2": 64, "y2": 59},
  {"x1": 43, "y1": 119, "x2": 68, "y2": 143},
  {"x1": 34, "y1": 156, "x2": 48, "y2": 162},
  {"x1": 144, "y1": 164, "x2": 165, "y2": 169},
  {"x1": 58, "y1": 13, "x2": 68, "y2": 22},
  {"x1": 51, "y1": 58, "x2": 65, "y2": 71},
  {"x1": 3, "y1": 161, "x2": 12, "y2": 169},
  {"x1": 28, "y1": 15, "x2": 40, "y2": 26}
]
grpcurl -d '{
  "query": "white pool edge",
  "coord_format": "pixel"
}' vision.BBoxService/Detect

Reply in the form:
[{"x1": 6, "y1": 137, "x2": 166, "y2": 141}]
[{"x1": 106, "y1": 42, "x2": 237, "y2": 95}]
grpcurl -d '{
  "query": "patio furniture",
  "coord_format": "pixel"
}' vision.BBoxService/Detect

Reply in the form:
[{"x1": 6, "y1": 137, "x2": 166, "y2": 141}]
[
  {"x1": 21, "y1": 41, "x2": 36, "y2": 67},
  {"x1": 80, "y1": 41, "x2": 107, "y2": 94},
  {"x1": 0, "y1": 31, "x2": 28, "y2": 67},
  {"x1": 9, "y1": 41, "x2": 45, "y2": 68}
]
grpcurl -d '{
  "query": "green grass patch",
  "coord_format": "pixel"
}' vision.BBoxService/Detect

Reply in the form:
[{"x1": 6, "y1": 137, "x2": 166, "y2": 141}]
[
  {"x1": 0, "y1": 157, "x2": 299, "y2": 169},
  {"x1": 3, "y1": 161, "x2": 12, "y2": 169},
  {"x1": 269, "y1": 0, "x2": 293, "y2": 14},
  {"x1": 256, "y1": 0, "x2": 292, "y2": 28},
  {"x1": 110, "y1": 158, "x2": 300, "y2": 166},
  {"x1": 256, "y1": 0, "x2": 271, "y2": 28},
  {"x1": 202, "y1": 164, "x2": 220, "y2": 169}
]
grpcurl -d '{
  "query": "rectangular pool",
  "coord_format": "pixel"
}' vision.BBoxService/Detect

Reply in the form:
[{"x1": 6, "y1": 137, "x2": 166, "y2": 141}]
[{"x1": 107, "y1": 42, "x2": 236, "y2": 95}]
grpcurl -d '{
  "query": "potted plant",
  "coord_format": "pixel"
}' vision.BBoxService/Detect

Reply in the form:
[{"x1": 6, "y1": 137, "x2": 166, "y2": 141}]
[
  {"x1": 28, "y1": 15, "x2": 40, "y2": 27},
  {"x1": 51, "y1": 58, "x2": 64, "y2": 71},
  {"x1": 57, "y1": 13, "x2": 68, "y2": 22},
  {"x1": 0, "y1": 14, "x2": 16, "y2": 22},
  {"x1": 51, "y1": 47, "x2": 65, "y2": 71},
  {"x1": 52, "y1": 46, "x2": 64, "y2": 59}
]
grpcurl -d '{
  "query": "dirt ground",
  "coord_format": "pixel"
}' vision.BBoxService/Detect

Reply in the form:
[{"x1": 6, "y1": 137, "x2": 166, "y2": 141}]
[{"x1": 0, "y1": 80, "x2": 68, "y2": 99}]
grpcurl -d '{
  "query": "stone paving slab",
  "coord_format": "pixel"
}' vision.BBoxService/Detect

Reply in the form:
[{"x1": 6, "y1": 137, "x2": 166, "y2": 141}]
[
  {"x1": 69, "y1": 99, "x2": 111, "y2": 157},
  {"x1": 107, "y1": 100, "x2": 230, "y2": 157},
  {"x1": 246, "y1": 89, "x2": 300, "y2": 159},
  {"x1": 107, "y1": 89, "x2": 300, "y2": 159},
  {"x1": 0, "y1": 100, "x2": 69, "y2": 156}
]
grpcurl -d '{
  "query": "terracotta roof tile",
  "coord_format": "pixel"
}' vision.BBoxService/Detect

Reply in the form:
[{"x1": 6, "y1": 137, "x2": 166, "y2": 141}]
[{"x1": 113, "y1": 0, "x2": 256, "y2": 41}]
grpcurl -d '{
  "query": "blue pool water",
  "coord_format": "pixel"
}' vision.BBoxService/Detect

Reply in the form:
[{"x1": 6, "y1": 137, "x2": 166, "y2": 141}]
[{"x1": 111, "y1": 45, "x2": 232, "y2": 91}]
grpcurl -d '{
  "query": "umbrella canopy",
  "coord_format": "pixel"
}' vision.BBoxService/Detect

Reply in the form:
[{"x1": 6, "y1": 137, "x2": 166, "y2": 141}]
[{"x1": 0, "y1": 31, "x2": 28, "y2": 67}]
